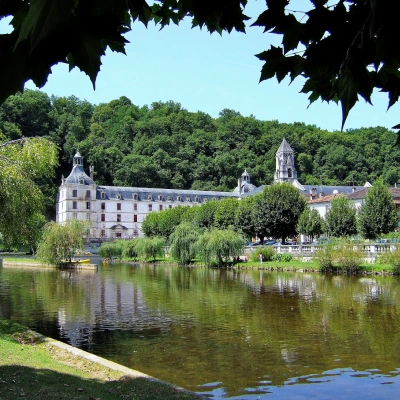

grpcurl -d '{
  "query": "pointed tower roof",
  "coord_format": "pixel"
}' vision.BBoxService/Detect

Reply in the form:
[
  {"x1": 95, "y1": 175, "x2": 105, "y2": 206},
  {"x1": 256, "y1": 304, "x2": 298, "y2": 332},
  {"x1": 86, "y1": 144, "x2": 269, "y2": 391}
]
[
  {"x1": 64, "y1": 151, "x2": 95, "y2": 185},
  {"x1": 277, "y1": 138, "x2": 293, "y2": 153}
]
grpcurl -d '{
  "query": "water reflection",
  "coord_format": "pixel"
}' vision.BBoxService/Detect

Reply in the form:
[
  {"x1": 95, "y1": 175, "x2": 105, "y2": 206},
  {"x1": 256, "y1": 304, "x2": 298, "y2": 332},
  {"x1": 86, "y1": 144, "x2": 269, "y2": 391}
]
[{"x1": 1, "y1": 264, "x2": 400, "y2": 398}]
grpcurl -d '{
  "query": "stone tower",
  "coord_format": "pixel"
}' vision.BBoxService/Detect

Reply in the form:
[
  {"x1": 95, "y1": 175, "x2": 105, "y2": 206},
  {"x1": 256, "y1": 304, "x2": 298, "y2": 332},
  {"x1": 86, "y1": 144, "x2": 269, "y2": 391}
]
[{"x1": 274, "y1": 138, "x2": 298, "y2": 183}]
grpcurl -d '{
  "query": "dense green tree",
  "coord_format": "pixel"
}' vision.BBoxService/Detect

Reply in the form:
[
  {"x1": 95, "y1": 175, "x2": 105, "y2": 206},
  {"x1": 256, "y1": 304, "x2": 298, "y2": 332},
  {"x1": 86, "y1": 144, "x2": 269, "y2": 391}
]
[
  {"x1": 235, "y1": 195, "x2": 258, "y2": 240},
  {"x1": 0, "y1": 137, "x2": 58, "y2": 246},
  {"x1": 297, "y1": 208, "x2": 325, "y2": 242},
  {"x1": 325, "y1": 195, "x2": 357, "y2": 238},
  {"x1": 358, "y1": 182, "x2": 398, "y2": 239},
  {"x1": 36, "y1": 220, "x2": 88, "y2": 266},
  {"x1": 169, "y1": 222, "x2": 202, "y2": 264},
  {"x1": 256, "y1": 183, "x2": 307, "y2": 244},
  {"x1": 213, "y1": 197, "x2": 239, "y2": 230},
  {"x1": 193, "y1": 200, "x2": 220, "y2": 229}
]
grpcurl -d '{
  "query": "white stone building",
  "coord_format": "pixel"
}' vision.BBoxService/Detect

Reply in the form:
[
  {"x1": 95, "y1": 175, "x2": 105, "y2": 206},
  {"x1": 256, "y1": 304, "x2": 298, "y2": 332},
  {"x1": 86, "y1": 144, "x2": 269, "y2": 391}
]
[{"x1": 57, "y1": 152, "x2": 242, "y2": 239}]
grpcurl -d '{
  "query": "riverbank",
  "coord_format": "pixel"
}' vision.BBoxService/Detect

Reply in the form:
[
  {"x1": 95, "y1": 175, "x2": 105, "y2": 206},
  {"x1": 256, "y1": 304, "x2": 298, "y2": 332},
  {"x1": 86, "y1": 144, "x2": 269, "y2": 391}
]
[
  {"x1": 0, "y1": 318, "x2": 202, "y2": 400},
  {"x1": 2, "y1": 256, "x2": 399, "y2": 275}
]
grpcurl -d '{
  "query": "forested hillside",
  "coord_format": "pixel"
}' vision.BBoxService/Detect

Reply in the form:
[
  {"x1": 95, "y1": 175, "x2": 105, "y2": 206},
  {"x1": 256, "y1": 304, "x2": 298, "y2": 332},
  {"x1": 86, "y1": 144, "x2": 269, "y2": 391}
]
[{"x1": 1, "y1": 90, "x2": 399, "y2": 217}]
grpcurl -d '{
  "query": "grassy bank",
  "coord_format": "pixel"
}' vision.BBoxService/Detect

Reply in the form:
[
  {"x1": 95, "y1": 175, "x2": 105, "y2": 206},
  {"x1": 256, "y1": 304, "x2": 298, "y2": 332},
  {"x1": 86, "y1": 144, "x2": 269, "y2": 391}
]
[{"x1": 0, "y1": 319, "x2": 202, "y2": 400}]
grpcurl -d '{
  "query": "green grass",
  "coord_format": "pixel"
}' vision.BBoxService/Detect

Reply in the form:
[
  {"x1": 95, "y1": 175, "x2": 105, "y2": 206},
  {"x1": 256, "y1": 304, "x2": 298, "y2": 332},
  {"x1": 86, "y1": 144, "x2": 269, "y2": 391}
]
[
  {"x1": 0, "y1": 319, "x2": 202, "y2": 400},
  {"x1": 1, "y1": 257, "x2": 41, "y2": 263}
]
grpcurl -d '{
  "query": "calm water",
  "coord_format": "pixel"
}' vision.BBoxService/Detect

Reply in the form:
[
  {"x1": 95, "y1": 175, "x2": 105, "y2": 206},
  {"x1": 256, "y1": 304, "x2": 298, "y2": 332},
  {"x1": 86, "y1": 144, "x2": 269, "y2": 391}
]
[{"x1": 1, "y1": 263, "x2": 400, "y2": 399}]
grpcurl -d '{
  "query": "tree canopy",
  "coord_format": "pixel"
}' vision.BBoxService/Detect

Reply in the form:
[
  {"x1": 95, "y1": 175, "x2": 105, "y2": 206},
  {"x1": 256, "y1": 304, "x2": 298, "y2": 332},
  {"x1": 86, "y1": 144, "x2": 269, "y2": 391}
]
[
  {"x1": 1, "y1": 1, "x2": 400, "y2": 129},
  {"x1": 0, "y1": 137, "x2": 58, "y2": 246}
]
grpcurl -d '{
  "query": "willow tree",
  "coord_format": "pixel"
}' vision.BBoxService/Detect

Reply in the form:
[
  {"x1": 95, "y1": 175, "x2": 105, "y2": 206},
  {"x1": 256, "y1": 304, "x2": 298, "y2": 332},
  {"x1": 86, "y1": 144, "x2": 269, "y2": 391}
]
[
  {"x1": 195, "y1": 228, "x2": 245, "y2": 267},
  {"x1": 169, "y1": 222, "x2": 202, "y2": 264},
  {"x1": 36, "y1": 220, "x2": 88, "y2": 266},
  {"x1": 0, "y1": 137, "x2": 58, "y2": 246}
]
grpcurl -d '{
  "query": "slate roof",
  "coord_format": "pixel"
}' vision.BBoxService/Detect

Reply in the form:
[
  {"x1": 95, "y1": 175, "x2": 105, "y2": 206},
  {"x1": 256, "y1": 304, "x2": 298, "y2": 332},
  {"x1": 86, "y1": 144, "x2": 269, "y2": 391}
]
[
  {"x1": 64, "y1": 165, "x2": 95, "y2": 185},
  {"x1": 277, "y1": 138, "x2": 293, "y2": 153},
  {"x1": 347, "y1": 187, "x2": 400, "y2": 200},
  {"x1": 97, "y1": 186, "x2": 236, "y2": 201}
]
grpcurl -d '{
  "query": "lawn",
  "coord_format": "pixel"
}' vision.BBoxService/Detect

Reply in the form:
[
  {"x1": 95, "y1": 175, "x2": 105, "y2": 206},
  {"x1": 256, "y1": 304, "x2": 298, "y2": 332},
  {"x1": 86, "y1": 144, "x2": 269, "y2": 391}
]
[{"x1": 0, "y1": 319, "x2": 202, "y2": 400}]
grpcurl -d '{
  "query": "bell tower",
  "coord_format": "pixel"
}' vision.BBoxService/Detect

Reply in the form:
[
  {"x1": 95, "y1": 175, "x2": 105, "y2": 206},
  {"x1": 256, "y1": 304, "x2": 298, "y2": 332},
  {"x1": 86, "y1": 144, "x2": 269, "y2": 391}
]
[{"x1": 274, "y1": 138, "x2": 298, "y2": 183}]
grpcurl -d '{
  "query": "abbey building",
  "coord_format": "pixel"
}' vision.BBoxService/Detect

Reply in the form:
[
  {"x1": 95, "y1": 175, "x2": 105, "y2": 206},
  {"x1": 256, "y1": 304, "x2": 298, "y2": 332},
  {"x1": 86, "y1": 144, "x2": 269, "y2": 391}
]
[{"x1": 56, "y1": 139, "x2": 367, "y2": 239}]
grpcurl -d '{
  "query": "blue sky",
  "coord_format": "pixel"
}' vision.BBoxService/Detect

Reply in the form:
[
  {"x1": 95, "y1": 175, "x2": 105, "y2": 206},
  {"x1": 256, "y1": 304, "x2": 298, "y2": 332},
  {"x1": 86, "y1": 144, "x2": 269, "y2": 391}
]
[{"x1": 1, "y1": 0, "x2": 398, "y2": 132}]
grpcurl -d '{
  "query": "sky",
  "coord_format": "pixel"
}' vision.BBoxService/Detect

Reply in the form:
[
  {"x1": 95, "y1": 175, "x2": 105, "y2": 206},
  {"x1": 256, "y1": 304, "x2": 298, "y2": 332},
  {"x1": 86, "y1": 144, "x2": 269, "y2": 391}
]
[{"x1": 1, "y1": 0, "x2": 398, "y2": 132}]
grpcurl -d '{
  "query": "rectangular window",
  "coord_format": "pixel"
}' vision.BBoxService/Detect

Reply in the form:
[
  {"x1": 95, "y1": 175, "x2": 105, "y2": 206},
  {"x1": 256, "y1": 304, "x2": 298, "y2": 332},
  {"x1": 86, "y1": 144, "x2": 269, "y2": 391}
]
[
  {"x1": 117, "y1": 214, "x2": 121, "y2": 222},
  {"x1": 133, "y1": 203, "x2": 137, "y2": 211},
  {"x1": 133, "y1": 229, "x2": 138, "y2": 237},
  {"x1": 116, "y1": 233, "x2": 122, "y2": 238},
  {"x1": 101, "y1": 214, "x2": 105, "y2": 222},
  {"x1": 72, "y1": 201, "x2": 77, "y2": 209},
  {"x1": 117, "y1": 203, "x2": 121, "y2": 211},
  {"x1": 86, "y1": 202, "x2": 90, "y2": 210},
  {"x1": 169, "y1": 205, "x2": 172, "y2": 209},
  {"x1": 101, "y1": 229, "x2": 106, "y2": 237},
  {"x1": 159, "y1": 205, "x2": 163, "y2": 211},
  {"x1": 133, "y1": 215, "x2": 138, "y2": 223},
  {"x1": 101, "y1": 202, "x2": 105, "y2": 210},
  {"x1": 86, "y1": 190, "x2": 91, "y2": 198},
  {"x1": 86, "y1": 213, "x2": 90, "y2": 220},
  {"x1": 73, "y1": 213, "x2": 77, "y2": 220},
  {"x1": 72, "y1": 189, "x2": 77, "y2": 197},
  {"x1": 148, "y1": 204, "x2": 152, "y2": 212}
]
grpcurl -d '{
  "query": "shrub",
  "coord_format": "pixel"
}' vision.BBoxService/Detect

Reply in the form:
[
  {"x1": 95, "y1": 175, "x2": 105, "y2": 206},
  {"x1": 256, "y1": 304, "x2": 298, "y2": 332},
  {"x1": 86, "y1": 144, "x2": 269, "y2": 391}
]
[
  {"x1": 272, "y1": 253, "x2": 293, "y2": 262},
  {"x1": 378, "y1": 245, "x2": 400, "y2": 272},
  {"x1": 334, "y1": 241, "x2": 363, "y2": 271},
  {"x1": 314, "y1": 243, "x2": 335, "y2": 271}
]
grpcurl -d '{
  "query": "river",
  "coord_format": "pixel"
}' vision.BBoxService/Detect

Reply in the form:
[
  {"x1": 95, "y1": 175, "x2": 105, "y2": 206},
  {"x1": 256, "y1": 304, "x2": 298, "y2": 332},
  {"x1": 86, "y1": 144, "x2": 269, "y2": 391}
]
[{"x1": 0, "y1": 263, "x2": 399, "y2": 399}]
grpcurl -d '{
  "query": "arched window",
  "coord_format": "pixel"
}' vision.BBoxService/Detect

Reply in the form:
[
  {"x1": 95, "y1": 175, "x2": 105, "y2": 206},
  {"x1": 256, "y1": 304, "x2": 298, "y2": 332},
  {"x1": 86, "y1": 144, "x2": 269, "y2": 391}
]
[{"x1": 288, "y1": 168, "x2": 292, "y2": 178}]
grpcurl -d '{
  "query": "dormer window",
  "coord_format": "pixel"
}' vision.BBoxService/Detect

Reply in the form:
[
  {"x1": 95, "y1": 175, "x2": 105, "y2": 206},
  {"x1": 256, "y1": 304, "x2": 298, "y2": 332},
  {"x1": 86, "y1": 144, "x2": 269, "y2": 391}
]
[
  {"x1": 148, "y1": 194, "x2": 153, "y2": 201},
  {"x1": 177, "y1": 196, "x2": 182, "y2": 202},
  {"x1": 79, "y1": 176, "x2": 85, "y2": 185},
  {"x1": 133, "y1": 193, "x2": 138, "y2": 200},
  {"x1": 185, "y1": 196, "x2": 191, "y2": 202},
  {"x1": 116, "y1": 193, "x2": 122, "y2": 200},
  {"x1": 167, "y1": 196, "x2": 172, "y2": 201},
  {"x1": 194, "y1": 196, "x2": 199, "y2": 203},
  {"x1": 101, "y1": 192, "x2": 106, "y2": 199},
  {"x1": 212, "y1": 197, "x2": 217, "y2": 201},
  {"x1": 158, "y1": 195, "x2": 163, "y2": 201}
]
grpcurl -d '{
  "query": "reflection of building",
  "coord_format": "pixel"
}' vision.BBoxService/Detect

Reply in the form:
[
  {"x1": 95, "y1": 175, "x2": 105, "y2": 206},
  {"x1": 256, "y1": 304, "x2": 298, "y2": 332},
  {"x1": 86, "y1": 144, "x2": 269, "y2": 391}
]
[{"x1": 56, "y1": 139, "x2": 371, "y2": 238}]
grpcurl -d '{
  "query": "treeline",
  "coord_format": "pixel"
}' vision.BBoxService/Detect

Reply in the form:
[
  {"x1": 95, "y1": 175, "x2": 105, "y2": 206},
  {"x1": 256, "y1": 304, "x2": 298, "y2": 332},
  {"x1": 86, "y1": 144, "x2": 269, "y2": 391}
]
[{"x1": 1, "y1": 90, "x2": 400, "y2": 216}]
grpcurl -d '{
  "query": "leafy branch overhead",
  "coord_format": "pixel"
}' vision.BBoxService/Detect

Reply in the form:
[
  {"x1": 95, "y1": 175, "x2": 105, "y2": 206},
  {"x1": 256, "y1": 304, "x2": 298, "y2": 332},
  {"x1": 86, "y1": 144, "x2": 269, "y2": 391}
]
[{"x1": 1, "y1": 1, "x2": 400, "y2": 129}]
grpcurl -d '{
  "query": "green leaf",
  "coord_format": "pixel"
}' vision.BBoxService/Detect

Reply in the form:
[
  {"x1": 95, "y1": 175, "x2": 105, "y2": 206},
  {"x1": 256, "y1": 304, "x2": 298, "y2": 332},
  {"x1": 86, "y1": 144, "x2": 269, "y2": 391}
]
[
  {"x1": 17, "y1": 0, "x2": 75, "y2": 50},
  {"x1": 338, "y1": 68, "x2": 358, "y2": 130}
]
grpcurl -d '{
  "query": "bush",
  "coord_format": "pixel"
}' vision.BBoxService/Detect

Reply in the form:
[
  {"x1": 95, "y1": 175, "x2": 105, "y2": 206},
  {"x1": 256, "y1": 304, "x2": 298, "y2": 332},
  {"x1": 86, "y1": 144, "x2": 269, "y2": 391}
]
[
  {"x1": 378, "y1": 245, "x2": 400, "y2": 271},
  {"x1": 314, "y1": 239, "x2": 364, "y2": 271},
  {"x1": 250, "y1": 246, "x2": 275, "y2": 262},
  {"x1": 271, "y1": 253, "x2": 293, "y2": 262},
  {"x1": 314, "y1": 243, "x2": 335, "y2": 271},
  {"x1": 334, "y1": 241, "x2": 363, "y2": 271}
]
